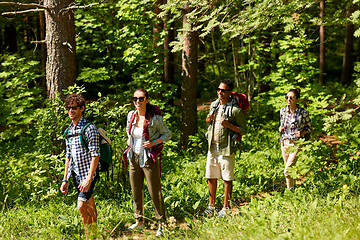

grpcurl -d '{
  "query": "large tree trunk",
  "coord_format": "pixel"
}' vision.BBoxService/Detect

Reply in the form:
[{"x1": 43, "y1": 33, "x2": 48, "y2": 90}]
[
  {"x1": 341, "y1": 7, "x2": 355, "y2": 85},
  {"x1": 319, "y1": 0, "x2": 325, "y2": 85},
  {"x1": 180, "y1": 4, "x2": 198, "y2": 149},
  {"x1": 44, "y1": 0, "x2": 76, "y2": 99}
]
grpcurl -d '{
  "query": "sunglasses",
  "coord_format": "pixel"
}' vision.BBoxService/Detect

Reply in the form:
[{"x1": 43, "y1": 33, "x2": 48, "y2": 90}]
[
  {"x1": 217, "y1": 88, "x2": 231, "y2": 93},
  {"x1": 133, "y1": 97, "x2": 146, "y2": 102},
  {"x1": 285, "y1": 96, "x2": 294, "y2": 100},
  {"x1": 66, "y1": 106, "x2": 79, "y2": 111}
]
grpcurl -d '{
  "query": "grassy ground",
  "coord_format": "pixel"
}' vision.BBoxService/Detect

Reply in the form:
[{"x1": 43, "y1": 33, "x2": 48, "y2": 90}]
[{"x1": 1, "y1": 188, "x2": 360, "y2": 239}]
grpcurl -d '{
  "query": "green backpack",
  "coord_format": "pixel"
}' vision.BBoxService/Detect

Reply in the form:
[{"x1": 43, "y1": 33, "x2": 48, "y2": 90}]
[{"x1": 64, "y1": 122, "x2": 112, "y2": 172}]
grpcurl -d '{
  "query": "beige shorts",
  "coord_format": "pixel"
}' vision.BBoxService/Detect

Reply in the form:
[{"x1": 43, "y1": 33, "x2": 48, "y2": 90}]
[{"x1": 205, "y1": 150, "x2": 235, "y2": 181}]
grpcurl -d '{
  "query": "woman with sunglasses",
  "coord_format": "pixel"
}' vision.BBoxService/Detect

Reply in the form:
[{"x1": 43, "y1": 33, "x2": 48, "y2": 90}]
[
  {"x1": 125, "y1": 88, "x2": 171, "y2": 236},
  {"x1": 279, "y1": 88, "x2": 312, "y2": 190}
]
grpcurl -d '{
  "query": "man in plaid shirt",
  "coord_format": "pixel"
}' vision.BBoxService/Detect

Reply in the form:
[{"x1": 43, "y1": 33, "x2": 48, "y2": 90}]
[{"x1": 60, "y1": 94, "x2": 100, "y2": 236}]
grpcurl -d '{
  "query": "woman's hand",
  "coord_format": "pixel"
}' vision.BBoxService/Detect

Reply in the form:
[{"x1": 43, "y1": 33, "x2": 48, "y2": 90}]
[
  {"x1": 143, "y1": 140, "x2": 154, "y2": 149},
  {"x1": 295, "y1": 131, "x2": 301, "y2": 138},
  {"x1": 279, "y1": 126, "x2": 285, "y2": 133}
]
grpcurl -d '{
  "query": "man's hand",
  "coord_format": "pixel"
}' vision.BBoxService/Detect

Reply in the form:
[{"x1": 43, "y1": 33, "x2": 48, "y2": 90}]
[
  {"x1": 206, "y1": 114, "x2": 214, "y2": 124},
  {"x1": 79, "y1": 179, "x2": 91, "y2": 193},
  {"x1": 220, "y1": 118, "x2": 231, "y2": 128},
  {"x1": 295, "y1": 131, "x2": 301, "y2": 138},
  {"x1": 60, "y1": 182, "x2": 68, "y2": 194}
]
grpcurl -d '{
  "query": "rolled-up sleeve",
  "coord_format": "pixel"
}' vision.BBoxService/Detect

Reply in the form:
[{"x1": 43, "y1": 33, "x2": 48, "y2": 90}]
[
  {"x1": 154, "y1": 115, "x2": 171, "y2": 142},
  {"x1": 86, "y1": 125, "x2": 100, "y2": 157}
]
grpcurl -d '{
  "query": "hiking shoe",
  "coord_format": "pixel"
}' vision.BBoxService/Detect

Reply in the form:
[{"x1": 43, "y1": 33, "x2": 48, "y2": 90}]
[
  {"x1": 128, "y1": 222, "x2": 144, "y2": 231},
  {"x1": 156, "y1": 225, "x2": 164, "y2": 237},
  {"x1": 218, "y1": 207, "x2": 230, "y2": 218},
  {"x1": 197, "y1": 205, "x2": 217, "y2": 217}
]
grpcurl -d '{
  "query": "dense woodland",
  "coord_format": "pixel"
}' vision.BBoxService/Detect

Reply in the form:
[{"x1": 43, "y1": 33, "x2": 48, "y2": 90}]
[{"x1": 0, "y1": 0, "x2": 360, "y2": 239}]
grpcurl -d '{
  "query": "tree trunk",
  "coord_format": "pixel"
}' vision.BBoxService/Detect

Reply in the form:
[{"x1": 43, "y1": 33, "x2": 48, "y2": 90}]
[
  {"x1": 44, "y1": 0, "x2": 76, "y2": 99},
  {"x1": 163, "y1": 0, "x2": 175, "y2": 85},
  {"x1": 180, "y1": 4, "x2": 198, "y2": 149},
  {"x1": 341, "y1": 7, "x2": 355, "y2": 85},
  {"x1": 153, "y1": 0, "x2": 164, "y2": 86},
  {"x1": 39, "y1": 2, "x2": 47, "y2": 98},
  {"x1": 319, "y1": 0, "x2": 325, "y2": 85},
  {"x1": 4, "y1": 24, "x2": 17, "y2": 53}
]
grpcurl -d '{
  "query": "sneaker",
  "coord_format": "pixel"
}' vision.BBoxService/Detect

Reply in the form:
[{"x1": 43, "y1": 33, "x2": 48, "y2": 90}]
[
  {"x1": 128, "y1": 222, "x2": 144, "y2": 231},
  {"x1": 197, "y1": 205, "x2": 217, "y2": 217},
  {"x1": 156, "y1": 225, "x2": 164, "y2": 237},
  {"x1": 218, "y1": 207, "x2": 230, "y2": 217}
]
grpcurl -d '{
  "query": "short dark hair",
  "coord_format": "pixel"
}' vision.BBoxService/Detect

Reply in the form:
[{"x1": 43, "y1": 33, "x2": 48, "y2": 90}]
[
  {"x1": 289, "y1": 88, "x2": 301, "y2": 99},
  {"x1": 64, "y1": 94, "x2": 86, "y2": 111},
  {"x1": 220, "y1": 79, "x2": 234, "y2": 90}
]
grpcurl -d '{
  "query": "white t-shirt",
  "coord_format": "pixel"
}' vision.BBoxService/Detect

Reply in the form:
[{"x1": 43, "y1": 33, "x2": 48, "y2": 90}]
[{"x1": 132, "y1": 126, "x2": 143, "y2": 154}]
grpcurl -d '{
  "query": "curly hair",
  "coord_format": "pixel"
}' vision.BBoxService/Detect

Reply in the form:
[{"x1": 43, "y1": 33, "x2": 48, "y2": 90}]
[{"x1": 64, "y1": 94, "x2": 86, "y2": 112}]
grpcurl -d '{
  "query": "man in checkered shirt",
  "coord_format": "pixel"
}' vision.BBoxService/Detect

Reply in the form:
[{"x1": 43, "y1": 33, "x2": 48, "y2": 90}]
[{"x1": 60, "y1": 94, "x2": 100, "y2": 236}]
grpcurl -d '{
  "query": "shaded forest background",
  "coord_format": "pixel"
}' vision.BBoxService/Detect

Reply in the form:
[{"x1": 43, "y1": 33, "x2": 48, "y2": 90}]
[{"x1": 0, "y1": 0, "x2": 360, "y2": 238}]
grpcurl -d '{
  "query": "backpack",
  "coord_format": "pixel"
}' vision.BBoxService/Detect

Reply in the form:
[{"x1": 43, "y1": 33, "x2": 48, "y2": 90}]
[
  {"x1": 64, "y1": 122, "x2": 112, "y2": 172},
  {"x1": 210, "y1": 92, "x2": 249, "y2": 142}
]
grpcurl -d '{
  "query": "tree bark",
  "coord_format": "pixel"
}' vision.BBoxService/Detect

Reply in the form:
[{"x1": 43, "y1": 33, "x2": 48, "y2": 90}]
[
  {"x1": 44, "y1": 0, "x2": 76, "y2": 99},
  {"x1": 341, "y1": 7, "x2": 355, "y2": 85},
  {"x1": 180, "y1": 4, "x2": 198, "y2": 149},
  {"x1": 163, "y1": 0, "x2": 175, "y2": 85},
  {"x1": 319, "y1": 0, "x2": 325, "y2": 85}
]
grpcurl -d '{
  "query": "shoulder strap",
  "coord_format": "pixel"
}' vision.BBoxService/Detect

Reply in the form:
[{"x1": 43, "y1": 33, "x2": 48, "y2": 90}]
[
  {"x1": 128, "y1": 111, "x2": 136, "y2": 134},
  {"x1": 80, "y1": 122, "x2": 92, "y2": 151},
  {"x1": 64, "y1": 127, "x2": 70, "y2": 139},
  {"x1": 209, "y1": 100, "x2": 220, "y2": 115}
]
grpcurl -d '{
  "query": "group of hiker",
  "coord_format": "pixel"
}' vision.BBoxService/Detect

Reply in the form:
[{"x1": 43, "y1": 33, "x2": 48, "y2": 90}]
[{"x1": 60, "y1": 79, "x2": 312, "y2": 237}]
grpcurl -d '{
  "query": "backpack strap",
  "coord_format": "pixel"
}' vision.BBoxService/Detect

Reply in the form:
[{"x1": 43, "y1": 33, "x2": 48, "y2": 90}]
[
  {"x1": 128, "y1": 111, "x2": 136, "y2": 134},
  {"x1": 209, "y1": 100, "x2": 220, "y2": 115},
  {"x1": 80, "y1": 122, "x2": 92, "y2": 151}
]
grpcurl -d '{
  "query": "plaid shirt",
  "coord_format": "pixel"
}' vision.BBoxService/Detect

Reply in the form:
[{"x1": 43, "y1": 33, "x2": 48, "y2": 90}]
[
  {"x1": 65, "y1": 117, "x2": 100, "y2": 182},
  {"x1": 280, "y1": 105, "x2": 312, "y2": 141}
]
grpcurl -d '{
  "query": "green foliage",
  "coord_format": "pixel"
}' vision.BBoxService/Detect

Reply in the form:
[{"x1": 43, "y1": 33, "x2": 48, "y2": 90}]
[{"x1": 0, "y1": 53, "x2": 43, "y2": 141}]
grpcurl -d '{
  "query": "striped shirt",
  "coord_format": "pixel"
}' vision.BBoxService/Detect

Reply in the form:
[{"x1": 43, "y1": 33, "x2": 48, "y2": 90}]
[
  {"x1": 65, "y1": 117, "x2": 100, "y2": 182},
  {"x1": 280, "y1": 105, "x2": 312, "y2": 141}
]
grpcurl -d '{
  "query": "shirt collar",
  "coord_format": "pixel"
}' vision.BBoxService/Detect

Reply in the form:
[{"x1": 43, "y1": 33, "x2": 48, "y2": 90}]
[
  {"x1": 285, "y1": 105, "x2": 300, "y2": 113},
  {"x1": 69, "y1": 117, "x2": 86, "y2": 129}
]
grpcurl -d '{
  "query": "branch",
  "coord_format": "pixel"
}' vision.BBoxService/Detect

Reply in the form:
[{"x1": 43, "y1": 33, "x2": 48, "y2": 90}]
[
  {"x1": 2, "y1": 8, "x2": 44, "y2": 16},
  {"x1": 0, "y1": 2, "x2": 47, "y2": 9},
  {"x1": 60, "y1": 0, "x2": 106, "y2": 14},
  {"x1": 30, "y1": 40, "x2": 46, "y2": 44}
]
